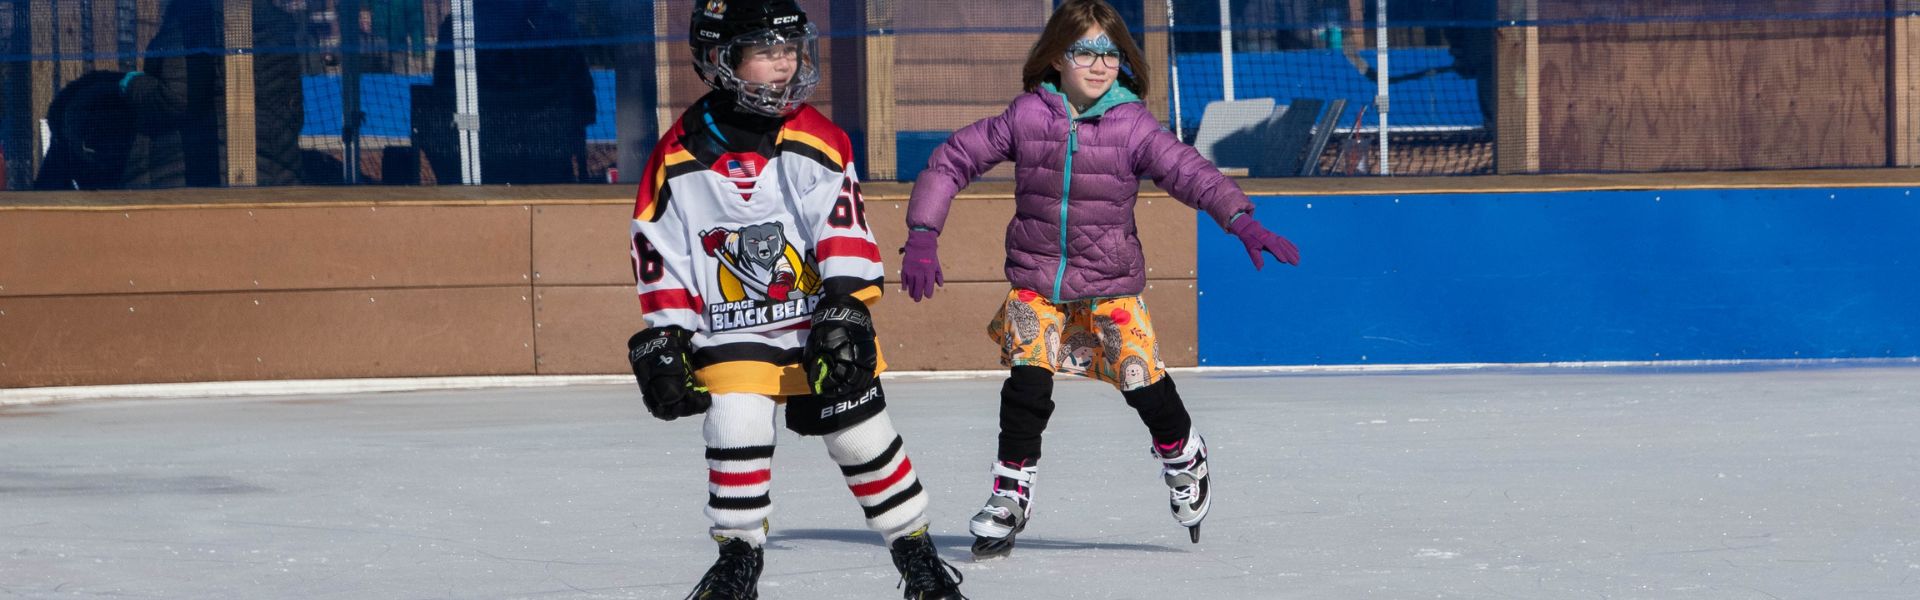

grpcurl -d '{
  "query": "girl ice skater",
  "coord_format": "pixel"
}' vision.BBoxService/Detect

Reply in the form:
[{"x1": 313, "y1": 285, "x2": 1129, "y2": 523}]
[{"x1": 899, "y1": 0, "x2": 1301, "y2": 559}]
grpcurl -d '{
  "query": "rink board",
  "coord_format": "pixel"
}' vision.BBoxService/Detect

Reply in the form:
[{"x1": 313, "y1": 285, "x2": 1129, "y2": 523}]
[{"x1": 1197, "y1": 186, "x2": 1920, "y2": 365}]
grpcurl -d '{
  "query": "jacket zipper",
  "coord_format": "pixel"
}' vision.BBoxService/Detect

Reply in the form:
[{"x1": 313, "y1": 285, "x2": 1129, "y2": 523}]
[{"x1": 1052, "y1": 119, "x2": 1079, "y2": 303}]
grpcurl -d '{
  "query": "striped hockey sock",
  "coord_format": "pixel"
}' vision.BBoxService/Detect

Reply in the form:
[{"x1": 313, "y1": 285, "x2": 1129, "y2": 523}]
[
  {"x1": 703, "y1": 393, "x2": 779, "y2": 546},
  {"x1": 824, "y1": 412, "x2": 930, "y2": 542}
]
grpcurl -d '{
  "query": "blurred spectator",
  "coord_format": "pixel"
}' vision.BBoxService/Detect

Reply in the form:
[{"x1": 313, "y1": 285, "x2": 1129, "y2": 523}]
[
  {"x1": 368, "y1": 0, "x2": 428, "y2": 71},
  {"x1": 1445, "y1": 0, "x2": 1497, "y2": 133},
  {"x1": 421, "y1": 0, "x2": 595, "y2": 184},
  {"x1": 33, "y1": 70, "x2": 135, "y2": 190},
  {"x1": 121, "y1": 0, "x2": 304, "y2": 188}
]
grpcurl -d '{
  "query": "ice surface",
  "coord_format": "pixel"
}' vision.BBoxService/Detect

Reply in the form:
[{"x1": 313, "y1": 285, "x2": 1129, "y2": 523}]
[{"x1": 3, "y1": 366, "x2": 1918, "y2": 599}]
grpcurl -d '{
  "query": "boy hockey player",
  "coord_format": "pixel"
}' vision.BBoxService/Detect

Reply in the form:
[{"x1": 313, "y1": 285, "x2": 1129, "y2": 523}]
[{"x1": 625, "y1": 2, "x2": 965, "y2": 597}]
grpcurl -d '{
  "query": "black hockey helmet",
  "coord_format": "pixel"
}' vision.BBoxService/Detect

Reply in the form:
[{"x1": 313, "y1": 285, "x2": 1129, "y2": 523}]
[{"x1": 690, "y1": 0, "x2": 820, "y2": 116}]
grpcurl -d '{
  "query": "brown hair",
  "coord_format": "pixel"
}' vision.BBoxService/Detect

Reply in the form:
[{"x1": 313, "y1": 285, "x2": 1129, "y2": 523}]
[{"x1": 1020, "y1": 0, "x2": 1150, "y2": 96}]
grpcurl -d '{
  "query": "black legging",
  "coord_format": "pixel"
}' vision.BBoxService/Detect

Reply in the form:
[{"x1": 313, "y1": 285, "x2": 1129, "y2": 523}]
[{"x1": 996, "y1": 366, "x2": 1192, "y2": 463}]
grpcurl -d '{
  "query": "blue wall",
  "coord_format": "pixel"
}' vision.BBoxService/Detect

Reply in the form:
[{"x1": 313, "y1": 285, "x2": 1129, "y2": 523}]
[{"x1": 1197, "y1": 187, "x2": 1920, "y2": 366}]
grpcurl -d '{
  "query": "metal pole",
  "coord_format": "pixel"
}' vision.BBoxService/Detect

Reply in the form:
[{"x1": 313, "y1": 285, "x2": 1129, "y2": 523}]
[
  {"x1": 1374, "y1": 0, "x2": 1389, "y2": 175},
  {"x1": 1167, "y1": 0, "x2": 1183, "y2": 142},
  {"x1": 451, "y1": 0, "x2": 480, "y2": 184},
  {"x1": 341, "y1": 0, "x2": 363, "y2": 184},
  {"x1": 1218, "y1": 0, "x2": 1233, "y2": 102}
]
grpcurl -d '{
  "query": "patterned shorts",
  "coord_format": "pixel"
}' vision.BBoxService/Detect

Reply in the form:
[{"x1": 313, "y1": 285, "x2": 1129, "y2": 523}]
[{"x1": 986, "y1": 289, "x2": 1168, "y2": 391}]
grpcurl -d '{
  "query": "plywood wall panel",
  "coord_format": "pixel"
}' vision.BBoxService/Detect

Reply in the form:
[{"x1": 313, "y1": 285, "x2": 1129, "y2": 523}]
[
  {"x1": 0, "y1": 287, "x2": 534, "y2": 388},
  {"x1": 0, "y1": 206, "x2": 532, "y2": 297},
  {"x1": 1538, "y1": 18, "x2": 1887, "y2": 171},
  {"x1": 531, "y1": 204, "x2": 633, "y2": 286},
  {"x1": 532, "y1": 284, "x2": 644, "y2": 375}
]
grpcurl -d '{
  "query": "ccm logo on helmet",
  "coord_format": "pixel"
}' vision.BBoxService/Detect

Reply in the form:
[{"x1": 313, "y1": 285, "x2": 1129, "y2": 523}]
[{"x1": 773, "y1": 15, "x2": 799, "y2": 25}]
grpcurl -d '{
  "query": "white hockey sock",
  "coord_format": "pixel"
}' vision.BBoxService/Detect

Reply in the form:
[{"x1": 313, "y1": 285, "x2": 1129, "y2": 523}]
[
  {"x1": 824, "y1": 412, "x2": 929, "y2": 543},
  {"x1": 703, "y1": 393, "x2": 779, "y2": 546}
]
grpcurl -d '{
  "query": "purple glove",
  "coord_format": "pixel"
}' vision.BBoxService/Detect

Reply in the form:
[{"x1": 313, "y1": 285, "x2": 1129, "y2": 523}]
[
  {"x1": 899, "y1": 229, "x2": 943, "y2": 302},
  {"x1": 1228, "y1": 215, "x2": 1300, "y2": 269}
]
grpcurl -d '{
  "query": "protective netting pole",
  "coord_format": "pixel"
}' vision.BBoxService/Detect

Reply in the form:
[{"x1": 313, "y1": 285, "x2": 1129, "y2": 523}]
[
  {"x1": 339, "y1": 0, "x2": 361, "y2": 185},
  {"x1": 1374, "y1": 0, "x2": 1389, "y2": 175},
  {"x1": 1167, "y1": 0, "x2": 1183, "y2": 142},
  {"x1": 1218, "y1": 0, "x2": 1233, "y2": 102},
  {"x1": 223, "y1": 0, "x2": 256, "y2": 186},
  {"x1": 452, "y1": 0, "x2": 480, "y2": 185}
]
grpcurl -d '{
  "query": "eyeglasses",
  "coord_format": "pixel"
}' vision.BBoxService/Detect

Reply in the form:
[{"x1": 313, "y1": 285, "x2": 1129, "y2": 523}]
[{"x1": 1066, "y1": 49, "x2": 1121, "y2": 69}]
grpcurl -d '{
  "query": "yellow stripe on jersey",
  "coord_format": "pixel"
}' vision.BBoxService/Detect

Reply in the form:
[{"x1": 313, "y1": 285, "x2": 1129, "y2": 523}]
[
  {"x1": 698, "y1": 361, "x2": 810, "y2": 397},
  {"x1": 851, "y1": 284, "x2": 882, "y2": 305},
  {"x1": 778, "y1": 129, "x2": 843, "y2": 169},
  {"x1": 638, "y1": 149, "x2": 699, "y2": 222},
  {"x1": 696, "y1": 350, "x2": 891, "y2": 397}
]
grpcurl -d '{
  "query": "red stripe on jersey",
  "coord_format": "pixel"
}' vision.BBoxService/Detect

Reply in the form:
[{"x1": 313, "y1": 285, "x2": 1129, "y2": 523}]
[
  {"x1": 710, "y1": 469, "x2": 772, "y2": 487},
  {"x1": 817, "y1": 237, "x2": 881, "y2": 262},
  {"x1": 849, "y1": 457, "x2": 914, "y2": 498},
  {"x1": 640, "y1": 289, "x2": 700, "y2": 313}
]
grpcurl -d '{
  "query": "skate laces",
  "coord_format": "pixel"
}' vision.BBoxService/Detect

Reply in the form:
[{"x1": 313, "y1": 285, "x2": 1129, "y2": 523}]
[
  {"x1": 1167, "y1": 479, "x2": 1201, "y2": 504},
  {"x1": 686, "y1": 539, "x2": 760, "y2": 600},
  {"x1": 1156, "y1": 436, "x2": 1205, "y2": 505},
  {"x1": 892, "y1": 532, "x2": 967, "y2": 598}
]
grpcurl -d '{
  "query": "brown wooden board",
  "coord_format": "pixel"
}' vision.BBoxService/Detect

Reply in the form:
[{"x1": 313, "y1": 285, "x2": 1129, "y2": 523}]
[
  {"x1": 531, "y1": 285, "x2": 644, "y2": 375},
  {"x1": 866, "y1": 196, "x2": 1197, "y2": 285},
  {"x1": 1539, "y1": 18, "x2": 1887, "y2": 171},
  {"x1": 530, "y1": 204, "x2": 633, "y2": 287},
  {"x1": 0, "y1": 287, "x2": 534, "y2": 388},
  {"x1": 0, "y1": 206, "x2": 532, "y2": 297}
]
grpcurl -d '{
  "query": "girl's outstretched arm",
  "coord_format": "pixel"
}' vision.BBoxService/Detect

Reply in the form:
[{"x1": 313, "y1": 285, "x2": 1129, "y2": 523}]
[
  {"x1": 905, "y1": 111, "x2": 1016, "y2": 234},
  {"x1": 1130, "y1": 117, "x2": 1299, "y2": 268},
  {"x1": 1127, "y1": 118, "x2": 1254, "y2": 231}
]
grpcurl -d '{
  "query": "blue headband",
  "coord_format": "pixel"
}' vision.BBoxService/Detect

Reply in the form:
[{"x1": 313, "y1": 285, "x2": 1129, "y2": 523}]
[{"x1": 1067, "y1": 34, "x2": 1119, "y2": 55}]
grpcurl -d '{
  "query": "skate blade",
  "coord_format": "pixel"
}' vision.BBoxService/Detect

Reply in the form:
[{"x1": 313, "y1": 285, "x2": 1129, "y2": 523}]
[
  {"x1": 971, "y1": 535, "x2": 1015, "y2": 561},
  {"x1": 1188, "y1": 524, "x2": 1201, "y2": 543}
]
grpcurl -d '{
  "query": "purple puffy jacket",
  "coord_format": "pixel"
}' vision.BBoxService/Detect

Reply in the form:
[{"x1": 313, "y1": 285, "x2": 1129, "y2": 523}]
[{"x1": 907, "y1": 83, "x2": 1256, "y2": 302}]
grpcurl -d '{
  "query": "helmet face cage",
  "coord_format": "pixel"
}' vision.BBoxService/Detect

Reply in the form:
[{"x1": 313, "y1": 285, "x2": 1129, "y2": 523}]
[{"x1": 693, "y1": 24, "x2": 821, "y2": 117}]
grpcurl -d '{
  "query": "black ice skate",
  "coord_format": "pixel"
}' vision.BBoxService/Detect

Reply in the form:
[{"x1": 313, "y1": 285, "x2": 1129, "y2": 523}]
[
  {"x1": 889, "y1": 526, "x2": 967, "y2": 599},
  {"x1": 685, "y1": 536, "x2": 763, "y2": 600},
  {"x1": 967, "y1": 460, "x2": 1037, "y2": 560},
  {"x1": 1155, "y1": 429, "x2": 1211, "y2": 543}
]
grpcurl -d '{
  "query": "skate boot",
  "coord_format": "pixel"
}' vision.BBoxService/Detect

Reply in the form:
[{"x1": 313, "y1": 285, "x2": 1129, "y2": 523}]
[
  {"x1": 1155, "y1": 430, "x2": 1211, "y2": 543},
  {"x1": 684, "y1": 536, "x2": 763, "y2": 600},
  {"x1": 888, "y1": 526, "x2": 967, "y2": 599},
  {"x1": 967, "y1": 459, "x2": 1037, "y2": 559}
]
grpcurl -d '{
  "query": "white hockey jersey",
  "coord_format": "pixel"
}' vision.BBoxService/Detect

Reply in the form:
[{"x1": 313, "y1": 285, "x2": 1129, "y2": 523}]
[{"x1": 629, "y1": 103, "x2": 885, "y2": 396}]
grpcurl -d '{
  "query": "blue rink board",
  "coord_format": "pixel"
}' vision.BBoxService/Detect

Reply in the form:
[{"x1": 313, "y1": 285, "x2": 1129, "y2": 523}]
[{"x1": 1196, "y1": 187, "x2": 1920, "y2": 366}]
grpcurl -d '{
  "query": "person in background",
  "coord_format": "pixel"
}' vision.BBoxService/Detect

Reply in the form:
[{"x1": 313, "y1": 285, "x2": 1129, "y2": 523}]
[{"x1": 121, "y1": 0, "x2": 304, "y2": 188}]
